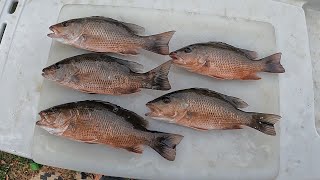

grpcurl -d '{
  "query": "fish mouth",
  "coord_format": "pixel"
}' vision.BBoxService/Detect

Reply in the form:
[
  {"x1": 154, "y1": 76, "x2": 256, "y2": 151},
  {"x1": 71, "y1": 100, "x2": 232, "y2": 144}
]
[
  {"x1": 41, "y1": 68, "x2": 45, "y2": 77},
  {"x1": 169, "y1": 52, "x2": 184, "y2": 64},
  {"x1": 145, "y1": 103, "x2": 162, "y2": 117},
  {"x1": 36, "y1": 120, "x2": 43, "y2": 126},
  {"x1": 169, "y1": 52, "x2": 178, "y2": 60},
  {"x1": 36, "y1": 112, "x2": 46, "y2": 126},
  {"x1": 47, "y1": 26, "x2": 61, "y2": 38}
]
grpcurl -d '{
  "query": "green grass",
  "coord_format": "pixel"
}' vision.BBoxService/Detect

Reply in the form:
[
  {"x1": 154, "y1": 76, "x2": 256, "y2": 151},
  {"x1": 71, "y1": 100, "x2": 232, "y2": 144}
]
[
  {"x1": 0, "y1": 151, "x2": 31, "y2": 180},
  {"x1": 0, "y1": 163, "x2": 9, "y2": 180}
]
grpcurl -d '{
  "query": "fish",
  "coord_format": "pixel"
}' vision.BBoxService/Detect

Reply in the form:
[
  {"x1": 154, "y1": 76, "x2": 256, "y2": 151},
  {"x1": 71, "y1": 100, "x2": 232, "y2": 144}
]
[
  {"x1": 42, "y1": 53, "x2": 172, "y2": 95},
  {"x1": 169, "y1": 42, "x2": 285, "y2": 80},
  {"x1": 146, "y1": 88, "x2": 281, "y2": 136},
  {"x1": 47, "y1": 16, "x2": 175, "y2": 55},
  {"x1": 36, "y1": 100, "x2": 184, "y2": 161}
]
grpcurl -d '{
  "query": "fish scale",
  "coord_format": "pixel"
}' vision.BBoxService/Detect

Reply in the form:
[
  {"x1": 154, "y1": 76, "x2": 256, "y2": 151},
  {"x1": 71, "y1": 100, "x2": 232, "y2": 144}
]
[
  {"x1": 37, "y1": 101, "x2": 183, "y2": 161},
  {"x1": 48, "y1": 16, "x2": 175, "y2": 55},
  {"x1": 184, "y1": 94, "x2": 250, "y2": 129},
  {"x1": 170, "y1": 42, "x2": 284, "y2": 80},
  {"x1": 81, "y1": 21, "x2": 138, "y2": 51},
  {"x1": 42, "y1": 53, "x2": 172, "y2": 95},
  {"x1": 146, "y1": 88, "x2": 281, "y2": 135}
]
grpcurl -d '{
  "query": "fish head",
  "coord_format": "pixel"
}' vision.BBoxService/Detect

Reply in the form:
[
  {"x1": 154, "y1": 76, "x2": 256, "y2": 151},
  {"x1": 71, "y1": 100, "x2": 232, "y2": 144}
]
[
  {"x1": 47, "y1": 19, "x2": 83, "y2": 43},
  {"x1": 36, "y1": 107, "x2": 72, "y2": 135},
  {"x1": 42, "y1": 62, "x2": 75, "y2": 83},
  {"x1": 146, "y1": 94, "x2": 187, "y2": 123},
  {"x1": 170, "y1": 45, "x2": 202, "y2": 66}
]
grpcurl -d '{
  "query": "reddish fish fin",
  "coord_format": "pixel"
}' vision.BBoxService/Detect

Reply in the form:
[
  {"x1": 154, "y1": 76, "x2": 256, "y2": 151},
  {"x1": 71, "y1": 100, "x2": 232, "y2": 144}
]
[
  {"x1": 150, "y1": 133, "x2": 183, "y2": 161},
  {"x1": 126, "y1": 145, "x2": 144, "y2": 154},
  {"x1": 122, "y1": 22, "x2": 145, "y2": 34},
  {"x1": 144, "y1": 31, "x2": 175, "y2": 55},
  {"x1": 220, "y1": 125, "x2": 242, "y2": 129},
  {"x1": 207, "y1": 74, "x2": 227, "y2": 80},
  {"x1": 78, "y1": 89, "x2": 97, "y2": 94},
  {"x1": 249, "y1": 113, "x2": 281, "y2": 136},
  {"x1": 115, "y1": 88, "x2": 141, "y2": 95},
  {"x1": 241, "y1": 73, "x2": 261, "y2": 80},
  {"x1": 188, "y1": 88, "x2": 249, "y2": 109},
  {"x1": 102, "y1": 56, "x2": 143, "y2": 72},
  {"x1": 261, "y1": 53, "x2": 285, "y2": 73},
  {"x1": 204, "y1": 42, "x2": 258, "y2": 59},
  {"x1": 89, "y1": 16, "x2": 145, "y2": 34},
  {"x1": 239, "y1": 48, "x2": 258, "y2": 59},
  {"x1": 189, "y1": 126, "x2": 209, "y2": 131},
  {"x1": 119, "y1": 49, "x2": 139, "y2": 55},
  {"x1": 143, "y1": 60, "x2": 172, "y2": 90},
  {"x1": 77, "y1": 138, "x2": 99, "y2": 144}
]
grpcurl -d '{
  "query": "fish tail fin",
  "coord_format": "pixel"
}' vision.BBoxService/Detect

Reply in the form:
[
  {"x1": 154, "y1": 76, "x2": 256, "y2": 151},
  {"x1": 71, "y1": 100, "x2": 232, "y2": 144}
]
[
  {"x1": 150, "y1": 133, "x2": 184, "y2": 161},
  {"x1": 144, "y1": 31, "x2": 175, "y2": 55},
  {"x1": 143, "y1": 60, "x2": 172, "y2": 90},
  {"x1": 260, "y1": 53, "x2": 285, "y2": 73},
  {"x1": 249, "y1": 113, "x2": 281, "y2": 136}
]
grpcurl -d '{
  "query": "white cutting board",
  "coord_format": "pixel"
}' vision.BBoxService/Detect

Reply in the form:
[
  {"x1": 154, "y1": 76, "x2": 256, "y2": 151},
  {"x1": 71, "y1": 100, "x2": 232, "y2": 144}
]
[{"x1": 32, "y1": 4, "x2": 280, "y2": 179}]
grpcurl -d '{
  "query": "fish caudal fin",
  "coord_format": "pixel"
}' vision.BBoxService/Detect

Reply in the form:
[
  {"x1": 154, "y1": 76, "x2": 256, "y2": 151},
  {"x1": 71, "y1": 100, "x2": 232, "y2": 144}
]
[
  {"x1": 261, "y1": 53, "x2": 285, "y2": 73},
  {"x1": 143, "y1": 60, "x2": 172, "y2": 90},
  {"x1": 151, "y1": 133, "x2": 184, "y2": 161},
  {"x1": 249, "y1": 113, "x2": 281, "y2": 136},
  {"x1": 144, "y1": 31, "x2": 175, "y2": 55}
]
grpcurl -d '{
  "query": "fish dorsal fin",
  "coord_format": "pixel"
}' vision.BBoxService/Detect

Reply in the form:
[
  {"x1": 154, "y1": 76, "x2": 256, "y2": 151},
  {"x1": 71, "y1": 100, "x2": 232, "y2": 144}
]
[
  {"x1": 90, "y1": 16, "x2": 145, "y2": 34},
  {"x1": 121, "y1": 22, "x2": 145, "y2": 34},
  {"x1": 99, "y1": 54, "x2": 143, "y2": 72},
  {"x1": 198, "y1": 42, "x2": 258, "y2": 60},
  {"x1": 88, "y1": 100, "x2": 149, "y2": 130},
  {"x1": 190, "y1": 88, "x2": 249, "y2": 109}
]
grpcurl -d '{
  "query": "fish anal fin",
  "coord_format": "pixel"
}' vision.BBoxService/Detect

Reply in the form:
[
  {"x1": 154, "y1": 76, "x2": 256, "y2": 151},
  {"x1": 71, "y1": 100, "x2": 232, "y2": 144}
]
[
  {"x1": 242, "y1": 73, "x2": 261, "y2": 80},
  {"x1": 119, "y1": 49, "x2": 139, "y2": 55},
  {"x1": 115, "y1": 87, "x2": 141, "y2": 95},
  {"x1": 126, "y1": 145, "x2": 144, "y2": 154},
  {"x1": 208, "y1": 74, "x2": 226, "y2": 80},
  {"x1": 77, "y1": 138, "x2": 99, "y2": 144},
  {"x1": 189, "y1": 126, "x2": 209, "y2": 131},
  {"x1": 221, "y1": 125, "x2": 243, "y2": 130},
  {"x1": 78, "y1": 89, "x2": 97, "y2": 94}
]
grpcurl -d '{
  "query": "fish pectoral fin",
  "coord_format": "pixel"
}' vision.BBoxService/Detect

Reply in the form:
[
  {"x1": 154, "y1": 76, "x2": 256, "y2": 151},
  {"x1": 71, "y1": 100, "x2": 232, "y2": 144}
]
[
  {"x1": 241, "y1": 73, "x2": 261, "y2": 80},
  {"x1": 126, "y1": 145, "x2": 144, "y2": 154}
]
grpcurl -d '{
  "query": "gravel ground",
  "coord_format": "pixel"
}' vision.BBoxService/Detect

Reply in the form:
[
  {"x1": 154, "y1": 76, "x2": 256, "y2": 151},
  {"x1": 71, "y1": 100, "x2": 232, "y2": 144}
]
[{"x1": 0, "y1": 151, "x2": 132, "y2": 180}]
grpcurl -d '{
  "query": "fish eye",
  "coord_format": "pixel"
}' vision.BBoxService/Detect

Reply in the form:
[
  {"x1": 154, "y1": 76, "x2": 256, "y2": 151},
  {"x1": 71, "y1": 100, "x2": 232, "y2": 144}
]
[
  {"x1": 162, "y1": 97, "x2": 171, "y2": 104},
  {"x1": 184, "y1": 47, "x2": 192, "y2": 53}
]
